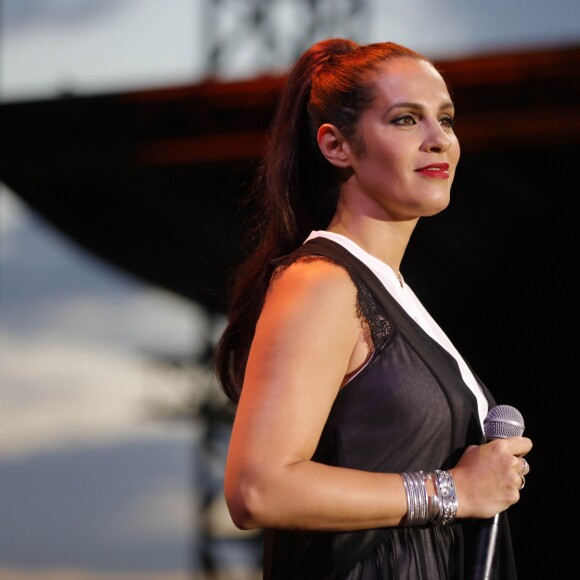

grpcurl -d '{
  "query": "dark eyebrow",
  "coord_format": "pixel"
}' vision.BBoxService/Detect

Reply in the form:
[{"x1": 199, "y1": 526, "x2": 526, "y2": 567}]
[{"x1": 386, "y1": 101, "x2": 455, "y2": 114}]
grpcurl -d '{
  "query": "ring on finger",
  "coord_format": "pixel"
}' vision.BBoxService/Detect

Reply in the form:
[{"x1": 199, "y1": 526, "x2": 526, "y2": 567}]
[
  {"x1": 520, "y1": 457, "x2": 529, "y2": 475},
  {"x1": 519, "y1": 474, "x2": 526, "y2": 490}
]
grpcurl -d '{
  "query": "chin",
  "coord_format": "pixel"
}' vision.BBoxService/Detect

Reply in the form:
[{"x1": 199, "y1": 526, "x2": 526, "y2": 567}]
[{"x1": 420, "y1": 195, "x2": 451, "y2": 217}]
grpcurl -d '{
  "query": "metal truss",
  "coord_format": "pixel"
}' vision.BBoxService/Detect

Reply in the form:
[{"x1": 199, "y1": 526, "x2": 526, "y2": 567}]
[{"x1": 200, "y1": 0, "x2": 369, "y2": 77}]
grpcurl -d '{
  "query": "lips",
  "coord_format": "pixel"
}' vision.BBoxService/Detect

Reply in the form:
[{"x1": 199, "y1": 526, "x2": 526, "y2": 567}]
[{"x1": 415, "y1": 163, "x2": 450, "y2": 179}]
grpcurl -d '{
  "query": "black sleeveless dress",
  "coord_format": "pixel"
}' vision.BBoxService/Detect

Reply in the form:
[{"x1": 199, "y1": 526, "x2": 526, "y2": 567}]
[{"x1": 262, "y1": 237, "x2": 517, "y2": 580}]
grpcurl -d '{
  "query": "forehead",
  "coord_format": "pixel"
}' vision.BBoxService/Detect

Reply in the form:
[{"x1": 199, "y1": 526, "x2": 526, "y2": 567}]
[{"x1": 369, "y1": 58, "x2": 452, "y2": 109}]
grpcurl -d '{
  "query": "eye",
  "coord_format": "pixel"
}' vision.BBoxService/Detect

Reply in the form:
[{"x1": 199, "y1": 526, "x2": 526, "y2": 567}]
[
  {"x1": 391, "y1": 114, "x2": 417, "y2": 126},
  {"x1": 439, "y1": 115, "x2": 455, "y2": 129}
]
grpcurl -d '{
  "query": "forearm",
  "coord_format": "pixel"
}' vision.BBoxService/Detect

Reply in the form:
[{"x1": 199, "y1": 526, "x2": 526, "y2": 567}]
[{"x1": 225, "y1": 459, "x2": 409, "y2": 531}]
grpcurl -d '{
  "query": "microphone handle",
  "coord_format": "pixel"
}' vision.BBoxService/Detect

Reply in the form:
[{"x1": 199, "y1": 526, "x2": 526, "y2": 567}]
[
  {"x1": 470, "y1": 512, "x2": 501, "y2": 579},
  {"x1": 470, "y1": 405, "x2": 524, "y2": 578}
]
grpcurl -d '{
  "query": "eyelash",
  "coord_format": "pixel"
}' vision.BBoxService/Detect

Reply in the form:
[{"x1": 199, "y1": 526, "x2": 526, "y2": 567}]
[{"x1": 391, "y1": 114, "x2": 456, "y2": 129}]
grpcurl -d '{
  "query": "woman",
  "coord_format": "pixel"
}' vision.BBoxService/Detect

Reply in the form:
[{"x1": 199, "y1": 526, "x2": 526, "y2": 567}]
[{"x1": 214, "y1": 38, "x2": 532, "y2": 579}]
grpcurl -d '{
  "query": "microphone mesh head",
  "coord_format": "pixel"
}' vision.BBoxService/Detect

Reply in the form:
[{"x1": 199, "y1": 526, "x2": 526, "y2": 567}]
[{"x1": 484, "y1": 405, "x2": 525, "y2": 440}]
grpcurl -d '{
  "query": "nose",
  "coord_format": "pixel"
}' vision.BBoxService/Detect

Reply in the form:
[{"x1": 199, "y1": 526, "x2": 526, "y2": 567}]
[{"x1": 421, "y1": 120, "x2": 453, "y2": 153}]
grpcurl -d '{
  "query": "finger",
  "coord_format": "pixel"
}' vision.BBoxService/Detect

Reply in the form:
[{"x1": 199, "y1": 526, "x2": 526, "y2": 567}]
[{"x1": 503, "y1": 436, "x2": 533, "y2": 456}]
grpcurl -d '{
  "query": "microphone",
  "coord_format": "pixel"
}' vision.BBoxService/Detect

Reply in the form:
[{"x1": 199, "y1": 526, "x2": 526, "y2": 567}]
[{"x1": 470, "y1": 404, "x2": 525, "y2": 580}]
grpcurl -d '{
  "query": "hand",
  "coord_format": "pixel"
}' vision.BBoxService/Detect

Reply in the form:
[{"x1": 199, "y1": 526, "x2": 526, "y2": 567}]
[{"x1": 450, "y1": 436, "x2": 533, "y2": 519}]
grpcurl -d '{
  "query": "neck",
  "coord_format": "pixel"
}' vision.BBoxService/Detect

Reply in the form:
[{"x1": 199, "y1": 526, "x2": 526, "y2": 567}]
[{"x1": 326, "y1": 214, "x2": 417, "y2": 276}]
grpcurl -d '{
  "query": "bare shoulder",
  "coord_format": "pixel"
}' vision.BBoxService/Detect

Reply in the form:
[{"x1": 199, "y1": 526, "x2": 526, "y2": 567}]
[
  {"x1": 269, "y1": 256, "x2": 356, "y2": 303},
  {"x1": 258, "y1": 256, "x2": 359, "y2": 341}
]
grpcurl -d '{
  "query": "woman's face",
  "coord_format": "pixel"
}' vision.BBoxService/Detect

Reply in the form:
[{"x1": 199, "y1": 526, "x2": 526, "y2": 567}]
[{"x1": 343, "y1": 58, "x2": 460, "y2": 221}]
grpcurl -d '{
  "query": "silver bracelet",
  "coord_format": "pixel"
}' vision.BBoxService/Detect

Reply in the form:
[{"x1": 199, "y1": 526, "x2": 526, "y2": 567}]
[
  {"x1": 425, "y1": 472, "x2": 443, "y2": 524},
  {"x1": 401, "y1": 471, "x2": 429, "y2": 526},
  {"x1": 401, "y1": 470, "x2": 457, "y2": 526},
  {"x1": 401, "y1": 472, "x2": 416, "y2": 525},
  {"x1": 433, "y1": 470, "x2": 458, "y2": 525}
]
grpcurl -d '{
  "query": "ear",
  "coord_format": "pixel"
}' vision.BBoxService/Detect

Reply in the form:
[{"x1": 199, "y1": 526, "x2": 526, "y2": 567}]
[{"x1": 317, "y1": 124, "x2": 352, "y2": 168}]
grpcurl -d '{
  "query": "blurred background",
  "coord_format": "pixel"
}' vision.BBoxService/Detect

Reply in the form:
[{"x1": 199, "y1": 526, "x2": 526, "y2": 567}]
[{"x1": 0, "y1": 1, "x2": 579, "y2": 579}]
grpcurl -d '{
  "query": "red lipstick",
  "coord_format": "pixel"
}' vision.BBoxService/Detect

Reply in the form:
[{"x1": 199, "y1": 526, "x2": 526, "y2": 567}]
[{"x1": 416, "y1": 163, "x2": 450, "y2": 179}]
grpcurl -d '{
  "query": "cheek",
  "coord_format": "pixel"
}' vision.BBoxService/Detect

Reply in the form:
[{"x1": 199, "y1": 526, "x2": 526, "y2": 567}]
[
  {"x1": 372, "y1": 142, "x2": 409, "y2": 176},
  {"x1": 451, "y1": 139, "x2": 461, "y2": 167},
  {"x1": 367, "y1": 154, "x2": 404, "y2": 187}
]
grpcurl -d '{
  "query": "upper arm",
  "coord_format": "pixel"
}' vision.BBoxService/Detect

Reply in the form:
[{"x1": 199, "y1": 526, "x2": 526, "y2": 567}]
[{"x1": 226, "y1": 259, "x2": 362, "y2": 475}]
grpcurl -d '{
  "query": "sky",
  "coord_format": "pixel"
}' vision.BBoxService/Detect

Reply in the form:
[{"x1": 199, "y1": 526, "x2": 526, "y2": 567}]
[{"x1": 0, "y1": 0, "x2": 579, "y2": 578}]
